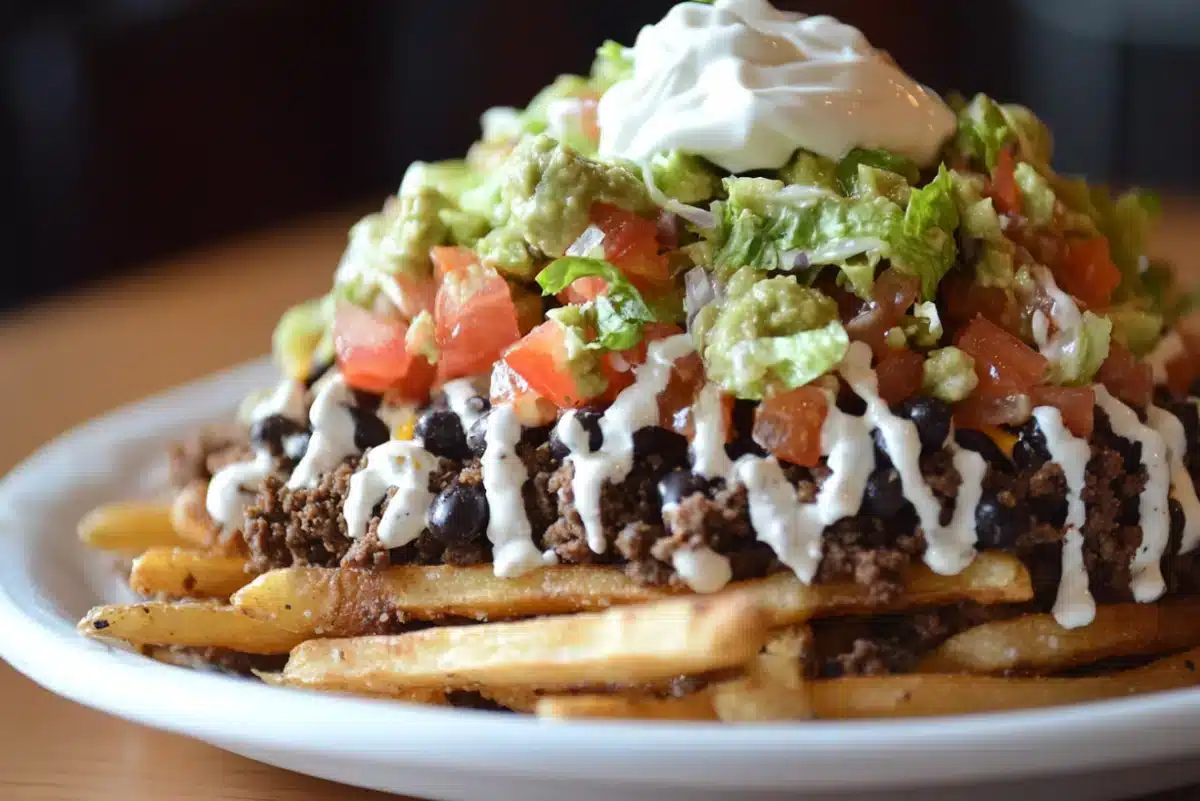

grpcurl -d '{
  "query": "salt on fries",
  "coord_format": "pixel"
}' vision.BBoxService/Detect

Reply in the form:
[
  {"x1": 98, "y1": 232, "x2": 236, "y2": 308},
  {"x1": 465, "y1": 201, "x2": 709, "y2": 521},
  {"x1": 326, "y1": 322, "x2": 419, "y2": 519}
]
[
  {"x1": 918, "y1": 599, "x2": 1200, "y2": 675},
  {"x1": 231, "y1": 552, "x2": 1031, "y2": 638},
  {"x1": 129, "y1": 547, "x2": 255, "y2": 599},
  {"x1": 272, "y1": 595, "x2": 768, "y2": 692},
  {"x1": 79, "y1": 601, "x2": 305, "y2": 654},
  {"x1": 77, "y1": 502, "x2": 189, "y2": 552}
]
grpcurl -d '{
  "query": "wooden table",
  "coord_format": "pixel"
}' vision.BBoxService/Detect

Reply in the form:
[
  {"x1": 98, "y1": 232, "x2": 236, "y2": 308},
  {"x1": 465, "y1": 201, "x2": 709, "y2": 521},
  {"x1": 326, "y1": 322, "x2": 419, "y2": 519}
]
[{"x1": 3, "y1": 206, "x2": 1200, "y2": 800}]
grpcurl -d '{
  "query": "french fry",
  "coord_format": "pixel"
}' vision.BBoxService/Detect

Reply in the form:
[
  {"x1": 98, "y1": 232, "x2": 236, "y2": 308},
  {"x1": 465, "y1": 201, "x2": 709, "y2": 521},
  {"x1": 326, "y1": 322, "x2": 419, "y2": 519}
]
[
  {"x1": 129, "y1": 547, "x2": 255, "y2": 599},
  {"x1": 918, "y1": 599, "x2": 1200, "y2": 675},
  {"x1": 812, "y1": 647, "x2": 1200, "y2": 719},
  {"x1": 170, "y1": 481, "x2": 219, "y2": 548},
  {"x1": 278, "y1": 596, "x2": 768, "y2": 693},
  {"x1": 77, "y1": 502, "x2": 189, "y2": 552},
  {"x1": 536, "y1": 693, "x2": 718, "y2": 721},
  {"x1": 233, "y1": 552, "x2": 1030, "y2": 639},
  {"x1": 78, "y1": 601, "x2": 306, "y2": 654},
  {"x1": 255, "y1": 670, "x2": 450, "y2": 705}
]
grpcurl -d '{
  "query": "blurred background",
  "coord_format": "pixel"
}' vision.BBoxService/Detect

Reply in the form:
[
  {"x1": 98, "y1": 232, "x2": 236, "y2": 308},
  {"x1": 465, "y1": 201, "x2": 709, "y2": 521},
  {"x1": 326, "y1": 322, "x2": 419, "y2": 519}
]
[{"x1": 3, "y1": 0, "x2": 1200, "y2": 311}]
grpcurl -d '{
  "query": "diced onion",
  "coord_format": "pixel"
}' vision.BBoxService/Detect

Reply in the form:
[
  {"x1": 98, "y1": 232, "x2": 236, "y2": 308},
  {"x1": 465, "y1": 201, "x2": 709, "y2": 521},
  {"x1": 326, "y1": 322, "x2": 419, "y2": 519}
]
[{"x1": 566, "y1": 224, "x2": 607, "y2": 258}]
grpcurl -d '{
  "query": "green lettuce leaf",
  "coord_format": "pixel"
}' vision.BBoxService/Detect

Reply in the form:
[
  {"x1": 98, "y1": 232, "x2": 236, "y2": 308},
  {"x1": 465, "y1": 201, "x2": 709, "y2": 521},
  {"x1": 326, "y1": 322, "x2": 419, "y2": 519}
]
[
  {"x1": 1013, "y1": 162, "x2": 1056, "y2": 226},
  {"x1": 1106, "y1": 302, "x2": 1165, "y2": 358},
  {"x1": 835, "y1": 148, "x2": 919, "y2": 194},
  {"x1": 536, "y1": 257, "x2": 657, "y2": 351},
  {"x1": 953, "y1": 93, "x2": 1052, "y2": 170}
]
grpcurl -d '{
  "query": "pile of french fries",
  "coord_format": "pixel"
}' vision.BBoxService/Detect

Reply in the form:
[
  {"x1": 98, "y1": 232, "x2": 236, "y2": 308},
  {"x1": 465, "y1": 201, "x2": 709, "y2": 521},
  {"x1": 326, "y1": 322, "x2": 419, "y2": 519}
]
[{"x1": 77, "y1": 499, "x2": 1200, "y2": 721}]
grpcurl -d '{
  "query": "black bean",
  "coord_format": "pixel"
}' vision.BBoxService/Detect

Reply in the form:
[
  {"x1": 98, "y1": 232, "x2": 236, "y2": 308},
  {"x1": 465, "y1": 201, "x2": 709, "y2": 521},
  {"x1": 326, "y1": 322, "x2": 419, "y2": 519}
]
[
  {"x1": 1170, "y1": 498, "x2": 1186, "y2": 542},
  {"x1": 892, "y1": 397, "x2": 952, "y2": 454},
  {"x1": 658, "y1": 469, "x2": 711, "y2": 507},
  {"x1": 1172, "y1": 401, "x2": 1200, "y2": 455},
  {"x1": 725, "y1": 399, "x2": 767, "y2": 460},
  {"x1": 349, "y1": 407, "x2": 390, "y2": 451},
  {"x1": 250, "y1": 414, "x2": 307, "y2": 455},
  {"x1": 415, "y1": 409, "x2": 469, "y2": 460},
  {"x1": 467, "y1": 411, "x2": 491, "y2": 457},
  {"x1": 427, "y1": 483, "x2": 489, "y2": 544},
  {"x1": 954, "y1": 429, "x2": 1015, "y2": 475},
  {"x1": 1012, "y1": 419, "x2": 1050, "y2": 471},
  {"x1": 303, "y1": 360, "x2": 333, "y2": 389},
  {"x1": 351, "y1": 389, "x2": 383, "y2": 412},
  {"x1": 549, "y1": 410, "x2": 603, "y2": 457},
  {"x1": 861, "y1": 466, "x2": 907, "y2": 518},
  {"x1": 975, "y1": 489, "x2": 1028, "y2": 549},
  {"x1": 1032, "y1": 495, "x2": 1068, "y2": 529},
  {"x1": 836, "y1": 388, "x2": 867, "y2": 417},
  {"x1": 633, "y1": 426, "x2": 689, "y2": 469},
  {"x1": 1191, "y1": 378, "x2": 1200, "y2": 399}
]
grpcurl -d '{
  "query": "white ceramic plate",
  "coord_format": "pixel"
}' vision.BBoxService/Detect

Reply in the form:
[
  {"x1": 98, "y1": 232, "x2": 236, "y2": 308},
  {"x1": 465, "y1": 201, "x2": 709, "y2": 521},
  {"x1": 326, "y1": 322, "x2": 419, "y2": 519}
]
[{"x1": 3, "y1": 359, "x2": 1200, "y2": 801}]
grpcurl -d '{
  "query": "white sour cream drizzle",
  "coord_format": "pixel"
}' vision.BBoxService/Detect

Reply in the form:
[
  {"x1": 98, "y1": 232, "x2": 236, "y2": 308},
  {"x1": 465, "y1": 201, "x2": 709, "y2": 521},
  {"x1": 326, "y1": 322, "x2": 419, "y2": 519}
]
[
  {"x1": 597, "y1": 0, "x2": 956, "y2": 173},
  {"x1": 1032, "y1": 406, "x2": 1095, "y2": 629},
  {"x1": 1094, "y1": 386, "x2": 1171, "y2": 602},
  {"x1": 558, "y1": 334, "x2": 697, "y2": 555},
  {"x1": 672, "y1": 547, "x2": 734, "y2": 594},
  {"x1": 288, "y1": 373, "x2": 359, "y2": 490},
  {"x1": 482, "y1": 404, "x2": 554, "y2": 577},
  {"x1": 441, "y1": 376, "x2": 489, "y2": 433},
  {"x1": 344, "y1": 440, "x2": 435, "y2": 548},
  {"x1": 1147, "y1": 405, "x2": 1200, "y2": 555},
  {"x1": 205, "y1": 378, "x2": 309, "y2": 530},
  {"x1": 1145, "y1": 330, "x2": 1185, "y2": 385},
  {"x1": 689, "y1": 382, "x2": 734, "y2": 482}
]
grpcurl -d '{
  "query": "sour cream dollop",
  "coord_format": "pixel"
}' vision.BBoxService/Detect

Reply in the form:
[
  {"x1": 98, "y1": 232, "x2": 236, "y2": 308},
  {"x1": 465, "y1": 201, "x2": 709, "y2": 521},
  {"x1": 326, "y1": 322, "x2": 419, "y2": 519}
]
[{"x1": 598, "y1": 0, "x2": 956, "y2": 173}]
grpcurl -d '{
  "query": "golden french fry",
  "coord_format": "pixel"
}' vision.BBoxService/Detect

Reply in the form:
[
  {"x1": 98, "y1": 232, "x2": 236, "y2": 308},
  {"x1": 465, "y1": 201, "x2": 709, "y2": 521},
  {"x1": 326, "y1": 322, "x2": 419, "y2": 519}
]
[
  {"x1": 255, "y1": 670, "x2": 450, "y2": 705},
  {"x1": 234, "y1": 552, "x2": 1029, "y2": 639},
  {"x1": 77, "y1": 502, "x2": 189, "y2": 552},
  {"x1": 78, "y1": 601, "x2": 306, "y2": 655},
  {"x1": 279, "y1": 595, "x2": 768, "y2": 693},
  {"x1": 710, "y1": 649, "x2": 812, "y2": 721},
  {"x1": 536, "y1": 693, "x2": 718, "y2": 721},
  {"x1": 812, "y1": 647, "x2": 1200, "y2": 719},
  {"x1": 170, "y1": 482, "x2": 219, "y2": 548},
  {"x1": 129, "y1": 547, "x2": 255, "y2": 599},
  {"x1": 918, "y1": 600, "x2": 1200, "y2": 675}
]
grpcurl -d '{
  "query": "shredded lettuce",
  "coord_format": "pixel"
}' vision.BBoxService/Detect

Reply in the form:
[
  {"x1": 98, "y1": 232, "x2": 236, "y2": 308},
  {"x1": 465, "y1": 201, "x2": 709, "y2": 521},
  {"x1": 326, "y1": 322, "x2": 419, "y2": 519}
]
[
  {"x1": 536, "y1": 257, "x2": 657, "y2": 351},
  {"x1": 1045, "y1": 310, "x2": 1112, "y2": 386},
  {"x1": 835, "y1": 148, "x2": 920, "y2": 194},
  {"x1": 952, "y1": 94, "x2": 1052, "y2": 170},
  {"x1": 1013, "y1": 162, "x2": 1056, "y2": 226}
]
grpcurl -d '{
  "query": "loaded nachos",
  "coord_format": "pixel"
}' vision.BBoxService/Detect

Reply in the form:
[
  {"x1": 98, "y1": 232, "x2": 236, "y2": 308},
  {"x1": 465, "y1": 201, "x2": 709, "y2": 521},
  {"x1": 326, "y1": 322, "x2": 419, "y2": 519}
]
[{"x1": 78, "y1": 0, "x2": 1200, "y2": 720}]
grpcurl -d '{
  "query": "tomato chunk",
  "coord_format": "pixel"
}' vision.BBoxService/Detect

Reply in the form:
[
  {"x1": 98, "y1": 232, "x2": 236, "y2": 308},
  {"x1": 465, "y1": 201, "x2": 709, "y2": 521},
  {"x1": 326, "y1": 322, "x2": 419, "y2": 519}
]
[
  {"x1": 655, "y1": 352, "x2": 707, "y2": 434},
  {"x1": 845, "y1": 268, "x2": 920, "y2": 361},
  {"x1": 431, "y1": 247, "x2": 521, "y2": 381},
  {"x1": 752, "y1": 386, "x2": 828, "y2": 467},
  {"x1": 489, "y1": 360, "x2": 557, "y2": 427},
  {"x1": 1098, "y1": 341, "x2": 1154, "y2": 409},
  {"x1": 1053, "y1": 237, "x2": 1121, "y2": 309},
  {"x1": 952, "y1": 393, "x2": 1032, "y2": 430},
  {"x1": 956, "y1": 316, "x2": 1048, "y2": 396},
  {"x1": 333, "y1": 301, "x2": 434, "y2": 398},
  {"x1": 875, "y1": 350, "x2": 925, "y2": 405},
  {"x1": 591, "y1": 203, "x2": 670, "y2": 288},
  {"x1": 1029, "y1": 385, "x2": 1095, "y2": 438},
  {"x1": 502, "y1": 321, "x2": 598, "y2": 409},
  {"x1": 989, "y1": 148, "x2": 1021, "y2": 216},
  {"x1": 939, "y1": 273, "x2": 1019, "y2": 335}
]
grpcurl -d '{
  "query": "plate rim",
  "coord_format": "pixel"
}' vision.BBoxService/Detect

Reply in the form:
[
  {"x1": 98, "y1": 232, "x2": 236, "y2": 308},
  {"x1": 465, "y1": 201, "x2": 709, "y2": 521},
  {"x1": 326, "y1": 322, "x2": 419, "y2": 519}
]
[{"x1": 3, "y1": 357, "x2": 1200, "y2": 791}]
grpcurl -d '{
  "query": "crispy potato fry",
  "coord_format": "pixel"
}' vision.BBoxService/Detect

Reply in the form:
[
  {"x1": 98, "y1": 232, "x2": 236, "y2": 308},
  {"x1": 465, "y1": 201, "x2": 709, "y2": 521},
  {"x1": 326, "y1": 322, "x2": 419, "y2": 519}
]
[
  {"x1": 255, "y1": 670, "x2": 450, "y2": 704},
  {"x1": 812, "y1": 647, "x2": 1200, "y2": 719},
  {"x1": 78, "y1": 601, "x2": 306, "y2": 654},
  {"x1": 918, "y1": 599, "x2": 1200, "y2": 675},
  {"x1": 77, "y1": 502, "x2": 189, "y2": 551},
  {"x1": 536, "y1": 693, "x2": 718, "y2": 721},
  {"x1": 233, "y1": 552, "x2": 1029, "y2": 639},
  {"x1": 129, "y1": 547, "x2": 255, "y2": 599},
  {"x1": 710, "y1": 650, "x2": 812, "y2": 721},
  {"x1": 170, "y1": 481, "x2": 219, "y2": 548},
  {"x1": 278, "y1": 596, "x2": 768, "y2": 692}
]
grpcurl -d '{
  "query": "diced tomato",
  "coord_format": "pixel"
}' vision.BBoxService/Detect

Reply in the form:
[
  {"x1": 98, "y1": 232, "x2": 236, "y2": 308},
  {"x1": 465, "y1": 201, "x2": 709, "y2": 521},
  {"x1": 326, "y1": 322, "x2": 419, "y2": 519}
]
[
  {"x1": 752, "y1": 386, "x2": 828, "y2": 467},
  {"x1": 488, "y1": 360, "x2": 557, "y2": 427},
  {"x1": 939, "y1": 273, "x2": 1019, "y2": 335},
  {"x1": 598, "y1": 322, "x2": 687, "y2": 405},
  {"x1": 502, "y1": 321, "x2": 599, "y2": 409},
  {"x1": 1165, "y1": 356, "x2": 1198, "y2": 397},
  {"x1": 875, "y1": 350, "x2": 926, "y2": 405},
  {"x1": 431, "y1": 247, "x2": 521, "y2": 381},
  {"x1": 559, "y1": 276, "x2": 609, "y2": 305},
  {"x1": 591, "y1": 203, "x2": 670, "y2": 288},
  {"x1": 1053, "y1": 237, "x2": 1121, "y2": 309},
  {"x1": 1029, "y1": 385, "x2": 1095, "y2": 438},
  {"x1": 845, "y1": 268, "x2": 920, "y2": 360},
  {"x1": 654, "y1": 352, "x2": 708, "y2": 434},
  {"x1": 333, "y1": 301, "x2": 435, "y2": 398},
  {"x1": 1098, "y1": 341, "x2": 1154, "y2": 409},
  {"x1": 989, "y1": 148, "x2": 1021, "y2": 216},
  {"x1": 953, "y1": 393, "x2": 1032, "y2": 430},
  {"x1": 389, "y1": 273, "x2": 437, "y2": 320},
  {"x1": 956, "y1": 316, "x2": 1048, "y2": 396}
]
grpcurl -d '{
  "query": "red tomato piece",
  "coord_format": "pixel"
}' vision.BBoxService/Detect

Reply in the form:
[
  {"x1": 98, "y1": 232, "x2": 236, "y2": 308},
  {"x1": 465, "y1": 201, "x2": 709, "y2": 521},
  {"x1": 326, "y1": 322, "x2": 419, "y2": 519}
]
[
  {"x1": 952, "y1": 393, "x2": 1033, "y2": 430},
  {"x1": 1029, "y1": 385, "x2": 1095, "y2": 438},
  {"x1": 591, "y1": 203, "x2": 670, "y2": 288},
  {"x1": 939, "y1": 273, "x2": 1020, "y2": 335},
  {"x1": 752, "y1": 386, "x2": 828, "y2": 467},
  {"x1": 333, "y1": 301, "x2": 434, "y2": 398},
  {"x1": 502, "y1": 321, "x2": 598, "y2": 409},
  {"x1": 1098, "y1": 341, "x2": 1154, "y2": 409},
  {"x1": 845, "y1": 268, "x2": 920, "y2": 360},
  {"x1": 488, "y1": 359, "x2": 557, "y2": 427},
  {"x1": 956, "y1": 316, "x2": 1048, "y2": 396},
  {"x1": 559, "y1": 275, "x2": 609, "y2": 305},
  {"x1": 875, "y1": 350, "x2": 926, "y2": 405},
  {"x1": 597, "y1": 323, "x2": 688, "y2": 406},
  {"x1": 989, "y1": 148, "x2": 1021, "y2": 216},
  {"x1": 1053, "y1": 237, "x2": 1121, "y2": 309},
  {"x1": 654, "y1": 352, "x2": 708, "y2": 434},
  {"x1": 431, "y1": 247, "x2": 521, "y2": 381}
]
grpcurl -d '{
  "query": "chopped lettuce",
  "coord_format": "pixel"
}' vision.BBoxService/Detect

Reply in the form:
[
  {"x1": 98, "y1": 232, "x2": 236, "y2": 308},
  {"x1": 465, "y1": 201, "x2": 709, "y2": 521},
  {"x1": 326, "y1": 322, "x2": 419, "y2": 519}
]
[
  {"x1": 272, "y1": 296, "x2": 333, "y2": 381},
  {"x1": 952, "y1": 94, "x2": 1052, "y2": 169},
  {"x1": 1107, "y1": 303, "x2": 1165, "y2": 358},
  {"x1": 948, "y1": 169, "x2": 1017, "y2": 288},
  {"x1": 1013, "y1": 162, "x2": 1056, "y2": 226},
  {"x1": 693, "y1": 267, "x2": 848, "y2": 399},
  {"x1": 648, "y1": 150, "x2": 722, "y2": 204},
  {"x1": 536, "y1": 257, "x2": 657, "y2": 351},
  {"x1": 1045, "y1": 310, "x2": 1112, "y2": 386},
  {"x1": 835, "y1": 148, "x2": 920, "y2": 194},
  {"x1": 851, "y1": 165, "x2": 912, "y2": 205},
  {"x1": 778, "y1": 150, "x2": 837, "y2": 191},
  {"x1": 923, "y1": 347, "x2": 978, "y2": 403},
  {"x1": 708, "y1": 171, "x2": 959, "y2": 301}
]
